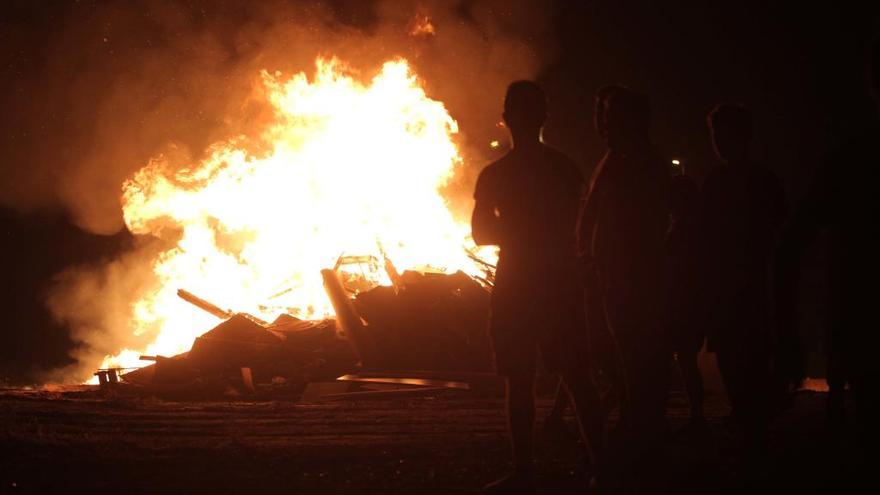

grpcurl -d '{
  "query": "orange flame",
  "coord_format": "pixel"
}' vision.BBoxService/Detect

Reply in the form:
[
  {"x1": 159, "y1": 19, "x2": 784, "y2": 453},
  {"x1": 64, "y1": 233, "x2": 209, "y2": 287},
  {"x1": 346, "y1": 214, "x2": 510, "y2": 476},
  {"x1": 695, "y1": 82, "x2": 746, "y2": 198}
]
[{"x1": 96, "y1": 57, "x2": 495, "y2": 375}]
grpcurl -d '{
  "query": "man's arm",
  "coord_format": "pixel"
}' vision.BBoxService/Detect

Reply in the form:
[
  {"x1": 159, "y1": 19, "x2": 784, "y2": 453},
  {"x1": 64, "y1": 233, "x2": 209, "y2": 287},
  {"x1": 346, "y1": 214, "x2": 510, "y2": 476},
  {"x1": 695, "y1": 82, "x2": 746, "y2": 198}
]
[
  {"x1": 577, "y1": 158, "x2": 606, "y2": 253},
  {"x1": 471, "y1": 199, "x2": 503, "y2": 246}
]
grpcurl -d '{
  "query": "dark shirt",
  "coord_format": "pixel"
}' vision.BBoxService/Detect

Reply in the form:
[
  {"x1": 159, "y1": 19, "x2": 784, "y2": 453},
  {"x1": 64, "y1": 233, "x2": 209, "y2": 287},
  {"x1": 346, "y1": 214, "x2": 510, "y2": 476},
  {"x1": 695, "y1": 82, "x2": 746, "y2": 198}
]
[
  {"x1": 667, "y1": 173, "x2": 700, "y2": 298},
  {"x1": 780, "y1": 122, "x2": 879, "y2": 370},
  {"x1": 700, "y1": 161, "x2": 787, "y2": 346},
  {"x1": 474, "y1": 144, "x2": 583, "y2": 289},
  {"x1": 668, "y1": 174, "x2": 700, "y2": 254},
  {"x1": 786, "y1": 129, "x2": 877, "y2": 317},
  {"x1": 701, "y1": 162, "x2": 787, "y2": 284},
  {"x1": 578, "y1": 147, "x2": 670, "y2": 287}
]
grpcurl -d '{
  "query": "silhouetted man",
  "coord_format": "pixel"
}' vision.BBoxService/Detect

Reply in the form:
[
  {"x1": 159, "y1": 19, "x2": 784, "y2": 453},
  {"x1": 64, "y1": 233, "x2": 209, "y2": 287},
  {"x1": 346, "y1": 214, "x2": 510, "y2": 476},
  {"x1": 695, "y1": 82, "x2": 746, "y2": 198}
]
[
  {"x1": 473, "y1": 81, "x2": 604, "y2": 493},
  {"x1": 701, "y1": 104, "x2": 787, "y2": 450},
  {"x1": 545, "y1": 85, "x2": 624, "y2": 434},
  {"x1": 667, "y1": 163, "x2": 706, "y2": 428},
  {"x1": 777, "y1": 42, "x2": 880, "y2": 442},
  {"x1": 584, "y1": 85, "x2": 627, "y2": 400},
  {"x1": 577, "y1": 88, "x2": 670, "y2": 456}
]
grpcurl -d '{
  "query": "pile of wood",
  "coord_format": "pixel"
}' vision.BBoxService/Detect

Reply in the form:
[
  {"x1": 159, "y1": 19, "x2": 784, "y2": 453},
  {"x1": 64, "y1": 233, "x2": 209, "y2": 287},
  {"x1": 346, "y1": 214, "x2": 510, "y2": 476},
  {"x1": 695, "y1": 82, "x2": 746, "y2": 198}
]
[{"x1": 115, "y1": 263, "x2": 492, "y2": 399}]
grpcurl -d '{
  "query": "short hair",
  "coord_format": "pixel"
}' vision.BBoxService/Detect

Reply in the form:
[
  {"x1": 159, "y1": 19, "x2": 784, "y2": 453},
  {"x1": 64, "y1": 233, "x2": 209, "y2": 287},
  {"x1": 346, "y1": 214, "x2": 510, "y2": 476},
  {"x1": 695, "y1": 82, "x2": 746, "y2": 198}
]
[
  {"x1": 707, "y1": 104, "x2": 754, "y2": 142},
  {"x1": 504, "y1": 80, "x2": 547, "y2": 119}
]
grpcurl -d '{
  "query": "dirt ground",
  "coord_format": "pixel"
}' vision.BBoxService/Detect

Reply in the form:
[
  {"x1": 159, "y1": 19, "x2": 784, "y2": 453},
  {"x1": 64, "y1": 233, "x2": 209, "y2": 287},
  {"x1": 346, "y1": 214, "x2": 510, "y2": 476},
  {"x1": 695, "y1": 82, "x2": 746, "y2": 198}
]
[{"x1": 0, "y1": 383, "x2": 868, "y2": 495}]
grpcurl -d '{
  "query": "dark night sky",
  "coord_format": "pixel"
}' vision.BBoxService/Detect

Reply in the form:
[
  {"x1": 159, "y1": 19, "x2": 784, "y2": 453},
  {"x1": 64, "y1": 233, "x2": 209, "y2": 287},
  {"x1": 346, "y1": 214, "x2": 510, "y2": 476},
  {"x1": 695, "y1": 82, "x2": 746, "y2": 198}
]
[{"x1": 1, "y1": 1, "x2": 878, "y2": 383}]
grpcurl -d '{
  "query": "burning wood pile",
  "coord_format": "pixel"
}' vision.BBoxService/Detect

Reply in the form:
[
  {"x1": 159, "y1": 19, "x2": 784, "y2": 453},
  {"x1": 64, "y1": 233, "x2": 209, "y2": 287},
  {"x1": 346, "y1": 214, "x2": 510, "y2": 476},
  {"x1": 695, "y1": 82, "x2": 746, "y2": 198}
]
[
  {"x1": 106, "y1": 254, "x2": 494, "y2": 399},
  {"x1": 81, "y1": 58, "x2": 503, "y2": 399}
]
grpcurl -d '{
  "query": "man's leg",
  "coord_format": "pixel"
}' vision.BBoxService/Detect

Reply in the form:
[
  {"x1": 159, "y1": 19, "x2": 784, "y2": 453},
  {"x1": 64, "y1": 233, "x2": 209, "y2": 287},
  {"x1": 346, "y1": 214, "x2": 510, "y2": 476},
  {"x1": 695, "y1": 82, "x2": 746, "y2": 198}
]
[
  {"x1": 483, "y1": 369, "x2": 538, "y2": 494},
  {"x1": 484, "y1": 289, "x2": 542, "y2": 493},
  {"x1": 826, "y1": 344, "x2": 846, "y2": 425},
  {"x1": 676, "y1": 350, "x2": 705, "y2": 421},
  {"x1": 743, "y1": 354, "x2": 771, "y2": 456},
  {"x1": 543, "y1": 377, "x2": 569, "y2": 433},
  {"x1": 827, "y1": 376, "x2": 846, "y2": 425},
  {"x1": 715, "y1": 348, "x2": 741, "y2": 419},
  {"x1": 853, "y1": 373, "x2": 880, "y2": 450},
  {"x1": 620, "y1": 337, "x2": 670, "y2": 448},
  {"x1": 717, "y1": 346, "x2": 767, "y2": 453},
  {"x1": 507, "y1": 370, "x2": 537, "y2": 473},
  {"x1": 561, "y1": 372, "x2": 605, "y2": 476},
  {"x1": 603, "y1": 327, "x2": 628, "y2": 427},
  {"x1": 617, "y1": 333, "x2": 656, "y2": 441},
  {"x1": 602, "y1": 299, "x2": 632, "y2": 436}
]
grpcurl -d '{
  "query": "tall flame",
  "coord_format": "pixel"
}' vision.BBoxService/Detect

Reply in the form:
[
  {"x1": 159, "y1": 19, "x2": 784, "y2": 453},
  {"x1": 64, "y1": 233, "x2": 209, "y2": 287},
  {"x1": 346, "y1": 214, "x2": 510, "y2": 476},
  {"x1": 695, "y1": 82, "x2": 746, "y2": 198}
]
[{"x1": 96, "y1": 57, "x2": 494, "y2": 374}]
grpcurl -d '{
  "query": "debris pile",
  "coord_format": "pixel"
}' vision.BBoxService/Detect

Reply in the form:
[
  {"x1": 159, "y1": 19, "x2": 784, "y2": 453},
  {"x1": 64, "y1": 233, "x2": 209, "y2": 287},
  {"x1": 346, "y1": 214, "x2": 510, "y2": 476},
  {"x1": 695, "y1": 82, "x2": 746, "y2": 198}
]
[{"x1": 110, "y1": 256, "x2": 494, "y2": 399}]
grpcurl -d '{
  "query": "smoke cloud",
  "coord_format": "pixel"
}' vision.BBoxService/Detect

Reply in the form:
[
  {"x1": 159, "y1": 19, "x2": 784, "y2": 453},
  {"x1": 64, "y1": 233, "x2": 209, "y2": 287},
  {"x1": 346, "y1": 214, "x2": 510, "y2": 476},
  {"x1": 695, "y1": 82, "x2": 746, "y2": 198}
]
[{"x1": 1, "y1": 0, "x2": 559, "y2": 382}]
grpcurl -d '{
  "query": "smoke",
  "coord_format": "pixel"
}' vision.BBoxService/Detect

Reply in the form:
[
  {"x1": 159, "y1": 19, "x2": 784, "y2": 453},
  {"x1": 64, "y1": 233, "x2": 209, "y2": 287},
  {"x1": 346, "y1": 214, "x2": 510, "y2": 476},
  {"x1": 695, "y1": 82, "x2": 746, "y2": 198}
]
[
  {"x1": 1, "y1": 0, "x2": 559, "y2": 382},
  {"x1": 42, "y1": 236, "x2": 171, "y2": 383}
]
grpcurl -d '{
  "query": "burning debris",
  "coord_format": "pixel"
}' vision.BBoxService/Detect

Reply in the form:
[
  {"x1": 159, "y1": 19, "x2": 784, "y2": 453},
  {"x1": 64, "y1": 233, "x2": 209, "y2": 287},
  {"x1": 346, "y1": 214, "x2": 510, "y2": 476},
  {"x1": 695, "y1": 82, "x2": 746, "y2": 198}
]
[
  {"x1": 107, "y1": 252, "x2": 494, "y2": 399},
  {"x1": 91, "y1": 57, "x2": 498, "y2": 382}
]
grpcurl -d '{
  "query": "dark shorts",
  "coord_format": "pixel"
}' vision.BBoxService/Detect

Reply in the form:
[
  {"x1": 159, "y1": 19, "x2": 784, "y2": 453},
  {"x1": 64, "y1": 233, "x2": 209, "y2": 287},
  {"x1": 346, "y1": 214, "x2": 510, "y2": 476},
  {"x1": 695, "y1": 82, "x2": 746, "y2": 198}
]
[{"x1": 488, "y1": 278, "x2": 589, "y2": 379}]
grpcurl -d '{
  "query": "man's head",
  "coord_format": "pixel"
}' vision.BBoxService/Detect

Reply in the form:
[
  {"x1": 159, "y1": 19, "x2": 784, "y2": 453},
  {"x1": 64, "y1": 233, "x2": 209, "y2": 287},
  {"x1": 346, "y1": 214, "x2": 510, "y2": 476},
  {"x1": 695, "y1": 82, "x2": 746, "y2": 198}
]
[
  {"x1": 503, "y1": 80, "x2": 547, "y2": 141},
  {"x1": 707, "y1": 104, "x2": 754, "y2": 163},
  {"x1": 594, "y1": 85, "x2": 625, "y2": 140},
  {"x1": 604, "y1": 88, "x2": 651, "y2": 151}
]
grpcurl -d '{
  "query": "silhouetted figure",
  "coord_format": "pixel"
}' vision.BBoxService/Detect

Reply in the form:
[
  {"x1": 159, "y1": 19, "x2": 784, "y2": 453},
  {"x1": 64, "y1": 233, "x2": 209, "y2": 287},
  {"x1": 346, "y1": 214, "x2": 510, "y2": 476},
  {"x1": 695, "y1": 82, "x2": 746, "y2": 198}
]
[
  {"x1": 472, "y1": 81, "x2": 604, "y2": 494},
  {"x1": 545, "y1": 85, "x2": 624, "y2": 435},
  {"x1": 667, "y1": 165, "x2": 707, "y2": 428},
  {"x1": 577, "y1": 88, "x2": 671, "y2": 459},
  {"x1": 700, "y1": 104, "x2": 787, "y2": 451},
  {"x1": 585, "y1": 85, "x2": 628, "y2": 406},
  {"x1": 776, "y1": 43, "x2": 880, "y2": 442}
]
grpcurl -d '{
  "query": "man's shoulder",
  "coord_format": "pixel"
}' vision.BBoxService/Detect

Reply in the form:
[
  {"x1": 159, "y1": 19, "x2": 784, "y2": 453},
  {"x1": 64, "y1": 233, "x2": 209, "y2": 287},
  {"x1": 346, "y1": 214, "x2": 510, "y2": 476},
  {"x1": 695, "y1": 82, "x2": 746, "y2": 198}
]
[
  {"x1": 474, "y1": 154, "x2": 514, "y2": 200},
  {"x1": 540, "y1": 143, "x2": 576, "y2": 164},
  {"x1": 479, "y1": 145, "x2": 580, "y2": 180},
  {"x1": 476, "y1": 154, "x2": 512, "y2": 182}
]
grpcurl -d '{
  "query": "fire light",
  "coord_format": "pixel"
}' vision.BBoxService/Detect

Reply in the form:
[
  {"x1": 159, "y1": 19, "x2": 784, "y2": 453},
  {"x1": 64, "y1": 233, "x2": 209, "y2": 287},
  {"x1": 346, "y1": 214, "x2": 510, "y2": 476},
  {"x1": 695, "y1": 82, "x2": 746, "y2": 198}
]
[{"x1": 95, "y1": 57, "x2": 496, "y2": 375}]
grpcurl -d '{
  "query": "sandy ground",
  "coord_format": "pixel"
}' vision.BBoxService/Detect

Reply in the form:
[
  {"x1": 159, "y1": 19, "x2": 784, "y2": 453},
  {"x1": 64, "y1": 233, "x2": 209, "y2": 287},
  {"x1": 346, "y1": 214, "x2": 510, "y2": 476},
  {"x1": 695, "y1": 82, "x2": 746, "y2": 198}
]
[{"x1": 0, "y1": 383, "x2": 867, "y2": 494}]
